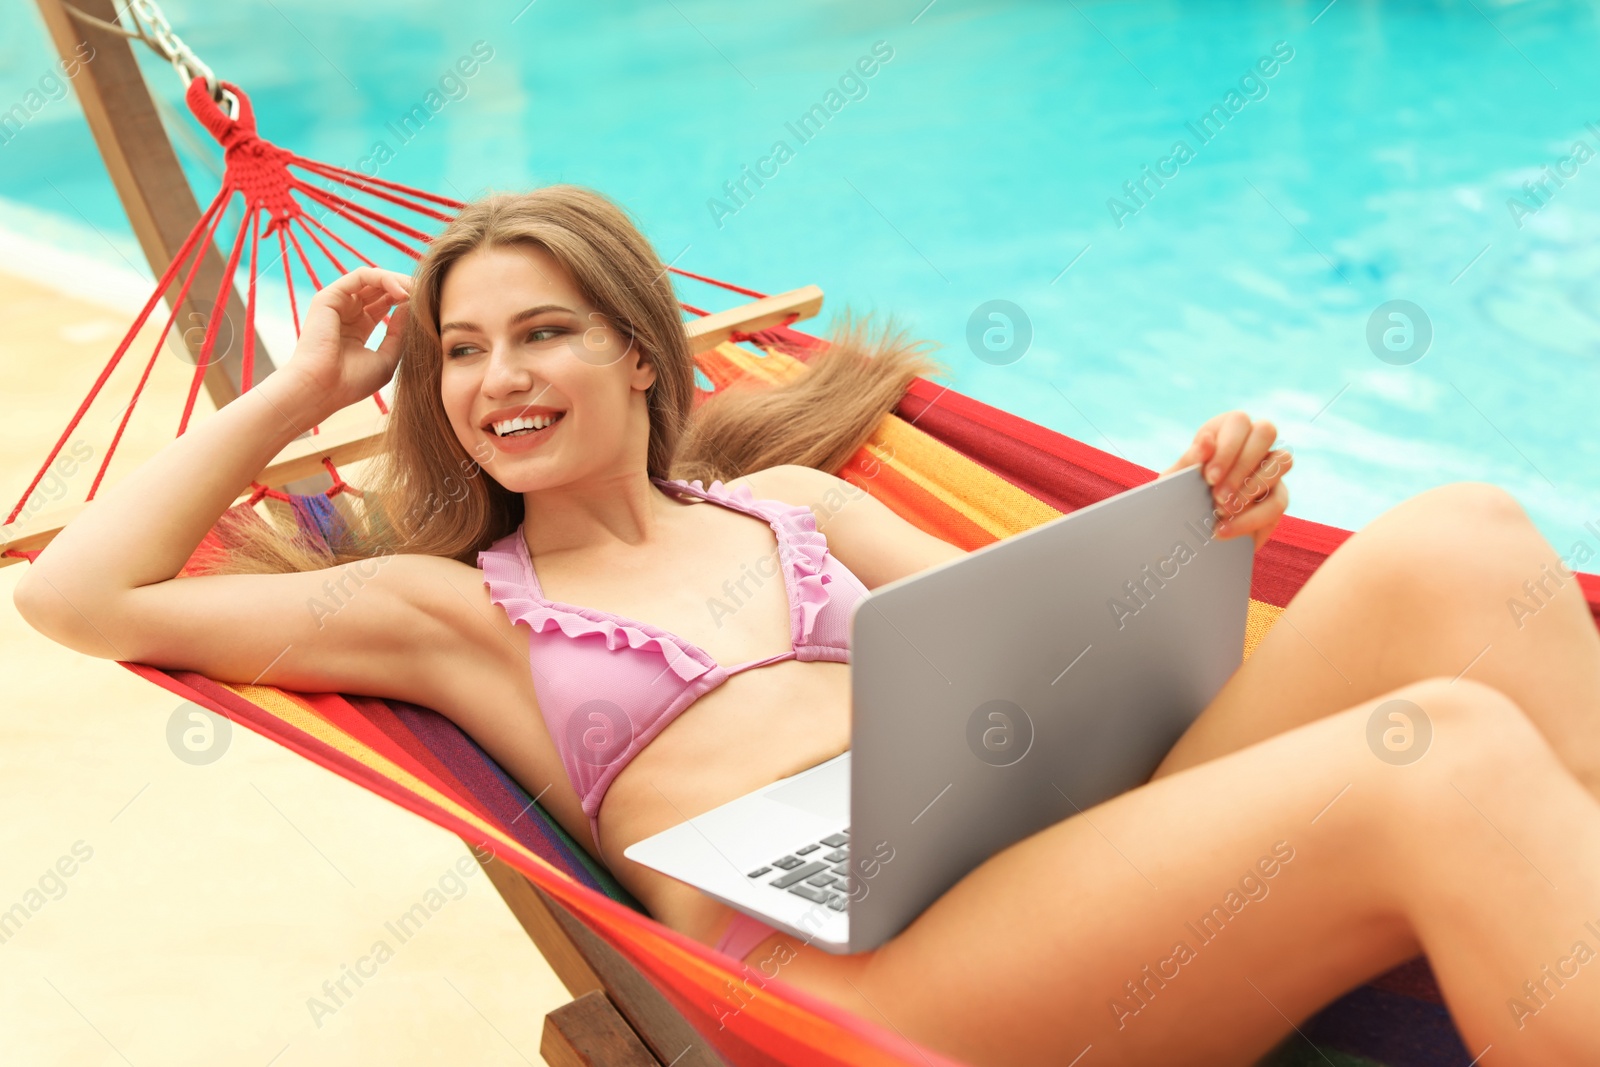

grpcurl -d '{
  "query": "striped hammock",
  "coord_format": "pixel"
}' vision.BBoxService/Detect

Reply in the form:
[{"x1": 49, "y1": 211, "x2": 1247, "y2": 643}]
[
  {"x1": 123, "y1": 325, "x2": 1599, "y2": 1067},
  {"x1": 14, "y1": 54, "x2": 1595, "y2": 1066}
]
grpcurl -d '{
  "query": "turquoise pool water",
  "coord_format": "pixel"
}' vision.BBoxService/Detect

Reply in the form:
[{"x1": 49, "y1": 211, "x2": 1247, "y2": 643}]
[{"x1": 3, "y1": 0, "x2": 1598, "y2": 551}]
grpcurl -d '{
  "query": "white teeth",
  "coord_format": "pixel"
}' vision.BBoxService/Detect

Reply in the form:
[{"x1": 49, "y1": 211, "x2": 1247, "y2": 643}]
[{"x1": 491, "y1": 413, "x2": 563, "y2": 436}]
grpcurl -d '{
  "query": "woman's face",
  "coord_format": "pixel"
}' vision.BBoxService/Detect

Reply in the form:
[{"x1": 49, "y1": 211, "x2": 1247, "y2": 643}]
[{"x1": 437, "y1": 243, "x2": 656, "y2": 491}]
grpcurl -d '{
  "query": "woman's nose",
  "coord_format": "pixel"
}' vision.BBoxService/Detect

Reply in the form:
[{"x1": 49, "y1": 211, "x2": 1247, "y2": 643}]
[
  {"x1": 481, "y1": 341, "x2": 558, "y2": 408},
  {"x1": 481, "y1": 340, "x2": 533, "y2": 394}
]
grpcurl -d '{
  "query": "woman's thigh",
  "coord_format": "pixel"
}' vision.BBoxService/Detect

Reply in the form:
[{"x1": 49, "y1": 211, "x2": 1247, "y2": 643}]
[
  {"x1": 1156, "y1": 482, "x2": 1600, "y2": 782},
  {"x1": 755, "y1": 677, "x2": 1600, "y2": 1066}
]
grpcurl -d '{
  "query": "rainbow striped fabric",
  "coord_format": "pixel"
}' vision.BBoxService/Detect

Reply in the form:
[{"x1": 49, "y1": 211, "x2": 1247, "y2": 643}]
[{"x1": 130, "y1": 327, "x2": 1599, "y2": 1067}]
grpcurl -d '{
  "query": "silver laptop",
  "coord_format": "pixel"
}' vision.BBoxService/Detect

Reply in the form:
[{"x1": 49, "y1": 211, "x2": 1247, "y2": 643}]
[{"x1": 624, "y1": 464, "x2": 1252, "y2": 954}]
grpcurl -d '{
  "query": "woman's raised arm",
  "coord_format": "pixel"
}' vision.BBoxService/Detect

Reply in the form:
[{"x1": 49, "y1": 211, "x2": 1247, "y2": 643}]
[
  {"x1": 10, "y1": 269, "x2": 481, "y2": 705},
  {"x1": 17, "y1": 361, "x2": 334, "y2": 622}
]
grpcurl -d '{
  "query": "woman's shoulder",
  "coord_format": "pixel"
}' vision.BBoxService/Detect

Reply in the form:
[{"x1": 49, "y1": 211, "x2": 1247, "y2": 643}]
[
  {"x1": 733, "y1": 465, "x2": 966, "y2": 589},
  {"x1": 731, "y1": 464, "x2": 851, "y2": 513},
  {"x1": 733, "y1": 464, "x2": 891, "y2": 535}
]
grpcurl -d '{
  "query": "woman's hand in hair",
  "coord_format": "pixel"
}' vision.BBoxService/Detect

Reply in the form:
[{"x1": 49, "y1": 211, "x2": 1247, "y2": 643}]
[
  {"x1": 1164, "y1": 411, "x2": 1292, "y2": 552},
  {"x1": 284, "y1": 267, "x2": 412, "y2": 414}
]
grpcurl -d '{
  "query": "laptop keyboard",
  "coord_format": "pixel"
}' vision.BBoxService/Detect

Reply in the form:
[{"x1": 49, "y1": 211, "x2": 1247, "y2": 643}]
[{"x1": 744, "y1": 829, "x2": 851, "y2": 912}]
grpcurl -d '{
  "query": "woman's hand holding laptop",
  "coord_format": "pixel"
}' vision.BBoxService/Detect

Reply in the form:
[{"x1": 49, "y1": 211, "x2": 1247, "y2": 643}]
[{"x1": 1164, "y1": 410, "x2": 1293, "y2": 550}]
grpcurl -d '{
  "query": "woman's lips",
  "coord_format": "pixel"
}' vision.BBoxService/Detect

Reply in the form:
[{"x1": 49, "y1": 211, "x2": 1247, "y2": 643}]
[{"x1": 488, "y1": 413, "x2": 564, "y2": 453}]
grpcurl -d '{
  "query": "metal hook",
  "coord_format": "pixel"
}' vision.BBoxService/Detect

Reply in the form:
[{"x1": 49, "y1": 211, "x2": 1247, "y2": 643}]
[{"x1": 63, "y1": 0, "x2": 225, "y2": 114}]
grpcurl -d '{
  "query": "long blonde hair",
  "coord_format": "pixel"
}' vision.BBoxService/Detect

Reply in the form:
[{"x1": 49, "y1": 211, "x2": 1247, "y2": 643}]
[{"x1": 211, "y1": 185, "x2": 947, "y2": 575}]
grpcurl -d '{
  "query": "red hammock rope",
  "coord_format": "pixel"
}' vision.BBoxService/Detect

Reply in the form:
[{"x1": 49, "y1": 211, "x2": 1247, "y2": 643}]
[{"x1": 2, "y1": 77, "x2": 767, "y2": 549}]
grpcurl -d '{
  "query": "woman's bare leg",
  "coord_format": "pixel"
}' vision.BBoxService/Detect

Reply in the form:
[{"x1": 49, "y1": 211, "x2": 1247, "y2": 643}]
[
  {"x1": 758, "y1": 677, "x2": 1600, "y2": 1067},
  {"x1": 1157, "y1": 482, "x2": 1600, "y2": 787},
  {"x1": 735, "y1": 482, "x2": 1600, "y2": 1063}
]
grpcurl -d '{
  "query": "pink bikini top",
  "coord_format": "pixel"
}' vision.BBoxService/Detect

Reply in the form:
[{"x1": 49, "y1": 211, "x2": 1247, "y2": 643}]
[{"x1": 476, "y1": 476, "x2": 869, "y2": 853}]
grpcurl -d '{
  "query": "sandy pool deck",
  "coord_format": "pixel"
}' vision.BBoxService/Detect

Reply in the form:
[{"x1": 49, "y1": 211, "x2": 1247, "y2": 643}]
[{"x1": 0, "y1": 269, "x2": 567, "y2": 1065}]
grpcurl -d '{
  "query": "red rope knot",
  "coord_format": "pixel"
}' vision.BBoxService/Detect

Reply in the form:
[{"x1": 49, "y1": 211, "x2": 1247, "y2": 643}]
[
  {"x1": 727, "y1": 312, "x2": 800, "y2": 346},
  {"x1": 321, "y1": 458, "x2": 363, "y2": 499},
  {"x1": 186, "y1": 78, "x2": 299, "y2": 230},
  {"x1": 245, "y1": 481, "x2": 291, "y2": 507}
]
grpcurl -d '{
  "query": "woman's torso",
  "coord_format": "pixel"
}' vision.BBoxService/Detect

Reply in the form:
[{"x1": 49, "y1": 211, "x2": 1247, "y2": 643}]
[{"x1": 414, "y1": 471, "x2": 855, "y2": 942}]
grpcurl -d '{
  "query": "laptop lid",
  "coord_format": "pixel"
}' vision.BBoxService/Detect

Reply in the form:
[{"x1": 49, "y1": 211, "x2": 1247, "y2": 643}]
[{"x1": 845, "y1": 465, "x2": 1252, "y2": 951}]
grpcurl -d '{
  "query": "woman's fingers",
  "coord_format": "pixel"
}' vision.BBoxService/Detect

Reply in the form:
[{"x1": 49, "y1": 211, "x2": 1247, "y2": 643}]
[
  {"x1": 333, "y1": 280, "x2": 411, "y2": 350},
  {"x1": 375, "y1": 302, "x2": 410, "y2": 363},
  {"x1": 1218, "y1": 419, "x2": 1277, "y2": 501},
  {"x1": 1204, "y1": 411, "x2": 1252, "y2": 486},
  {"x1": 1215, "y1": 447, "x2": 1292, "y2": 524},
  {"x1": 1256, "y1": 448, "x2": 1293, "y2": 490},
  {"x1": 328, "y1": 266, "x2": 411, "y2": 298},
  {"x1": 316, "y1": 268, "x2": 412, "y2": 323},
  {"x1": 1172, "y1": 428, "x2": 1217, "y2": 472},
  {"x1": 1170, "y1": 414, "x2": 1292, "y2": 535},
  {"x1": 359, "y1": 294, "x2": 401, "y2": 333},
  {"x1": 1162, "y1": 411, "x2": 1293, "y2": 547},
  {"x1": 324, "y1": 273, "x2": 406, "y2": 310},
  {"x1": 1217, "y1": 478, "x2": 1288, "y2": 549}
]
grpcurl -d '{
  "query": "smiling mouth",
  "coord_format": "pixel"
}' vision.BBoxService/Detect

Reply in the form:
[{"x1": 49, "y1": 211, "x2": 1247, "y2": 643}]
[{"x1": 489, "y1": 412, "x2": 566, "y2": 438}]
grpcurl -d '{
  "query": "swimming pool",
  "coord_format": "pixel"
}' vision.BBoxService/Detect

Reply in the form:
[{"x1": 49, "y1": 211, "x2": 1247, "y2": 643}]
[{"x1": 3, "y1": 0, "x2": 1597, "y2": 549}]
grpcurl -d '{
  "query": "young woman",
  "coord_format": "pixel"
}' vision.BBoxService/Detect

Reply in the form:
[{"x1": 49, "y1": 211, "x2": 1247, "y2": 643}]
[{"x1": 16, "y1": 187, "x2": 1600, "y2": 1066}]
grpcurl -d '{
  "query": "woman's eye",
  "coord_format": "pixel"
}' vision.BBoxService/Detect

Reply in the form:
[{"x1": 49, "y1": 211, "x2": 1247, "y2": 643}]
[{"x1": 446, "y1": 327, "x2": 566, "y2": 357}]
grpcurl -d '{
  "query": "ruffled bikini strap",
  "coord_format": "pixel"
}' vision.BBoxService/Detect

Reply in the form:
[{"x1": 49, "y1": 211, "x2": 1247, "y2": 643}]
[
  {"x1": 476, "y1": 531, "x2": 714, "y2": 683},
  {"x1": 654, "y1": 477, "x2": 836, "y2": 644}
]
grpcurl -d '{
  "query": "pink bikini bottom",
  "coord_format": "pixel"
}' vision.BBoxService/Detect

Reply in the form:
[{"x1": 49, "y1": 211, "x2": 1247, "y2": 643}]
[{"x1": 714, "y1": 911, "x2": 780, "y2": 963}]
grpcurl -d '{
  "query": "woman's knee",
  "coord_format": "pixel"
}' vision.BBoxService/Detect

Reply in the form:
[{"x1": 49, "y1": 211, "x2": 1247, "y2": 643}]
[
  {"x1": 1348, "y1": 483, "x2": 1544, "y2": 606},
  {"x1": 1390, "y1": 483, "x2": 1531, "y2": 555},
  {"x1": 1373, "y1": 675, "x2": 1557, "y2": 794},
  {"x1": 1405, "y1": 481, "x2": 1530, "y2": 529},
  {"x1": 1325, "y1": 677, "x2": 1546, "y2": 892}
]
